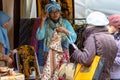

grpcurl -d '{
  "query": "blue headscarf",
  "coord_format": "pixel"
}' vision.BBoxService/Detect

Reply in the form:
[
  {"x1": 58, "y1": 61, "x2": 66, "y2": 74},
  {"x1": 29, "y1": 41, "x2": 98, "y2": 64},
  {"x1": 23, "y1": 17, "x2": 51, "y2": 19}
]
[
  {"x1": 0, "y1": 11, "x2": 11, "y2": 55},
  {"x1": 45, "y1": 1, "x2": 61, "y2": 14}
]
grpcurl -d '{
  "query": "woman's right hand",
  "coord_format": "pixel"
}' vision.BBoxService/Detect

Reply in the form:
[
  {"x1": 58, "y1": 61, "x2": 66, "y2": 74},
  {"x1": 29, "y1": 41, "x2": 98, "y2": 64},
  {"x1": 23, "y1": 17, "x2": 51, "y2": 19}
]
[
  {"x1": 41, "y1": 11, "x2": 48, "y2": 21},
  {"x1": 7, "y1": 57, "x2": 13, "y2": 65},
  {"x1": 40, "y1": 11, "x2": 48, "y2": 29},
  {"x1": 4, "y1": 55, "x2": 13, "y2": 65}
]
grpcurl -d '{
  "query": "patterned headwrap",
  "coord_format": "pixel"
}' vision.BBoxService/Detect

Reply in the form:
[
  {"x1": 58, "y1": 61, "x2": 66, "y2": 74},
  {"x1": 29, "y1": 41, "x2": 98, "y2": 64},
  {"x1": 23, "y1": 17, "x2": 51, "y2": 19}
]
[
  {"x1": 108, "y1": 14, "x2": 120, "y2": 28},
  {"x1": 45, "y1": 1, "x2": 61, "y2": 14}
]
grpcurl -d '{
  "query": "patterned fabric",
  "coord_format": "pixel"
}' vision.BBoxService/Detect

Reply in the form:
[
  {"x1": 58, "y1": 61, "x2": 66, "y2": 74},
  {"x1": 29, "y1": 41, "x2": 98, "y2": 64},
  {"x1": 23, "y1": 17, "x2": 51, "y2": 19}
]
[
  {"x1": 19, "y1": 19, "x2": 34, "y2": 46},
  {"x1": 37, "y1": 0, "x2": 50, "y2": 17},
  {"x1": 16, "y1": 45, "x2": 40, "y2": 78},
  {"x1": 42, "y1": 31, "x2": 69, "y2": 80},
  {"x1": 57, "y1": 0, "x2": 74, "y2": 24},
  {"x1": 30, "y1": 18, "x2": 41, "y2": 53},
  {"x1": 19, "y1": 18, "x2": 41, "y2": 53}
]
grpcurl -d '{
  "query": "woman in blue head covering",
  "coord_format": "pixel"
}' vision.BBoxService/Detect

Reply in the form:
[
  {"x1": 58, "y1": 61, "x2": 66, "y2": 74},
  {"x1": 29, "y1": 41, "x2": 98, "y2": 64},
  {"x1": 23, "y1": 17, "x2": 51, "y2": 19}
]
[
  {"x1": 0, "y1": 10, "x2": 10, "y2": 55},
  {"x1": 36, "y1": 0, "x2": 77, "y2": 76},
  {"x1": 0, "y1": 10, "x2": 13, "y2": 65}
]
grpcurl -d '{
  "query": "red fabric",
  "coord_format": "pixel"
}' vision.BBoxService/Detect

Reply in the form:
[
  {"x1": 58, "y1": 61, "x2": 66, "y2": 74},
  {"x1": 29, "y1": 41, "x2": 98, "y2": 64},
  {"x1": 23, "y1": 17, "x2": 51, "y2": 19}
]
[
  {"x1": 59, "y1": 50, "x2": 69, "y2": 67},
  {"x1": 30, "y1": 17, "x2": 41, "y2": 53},
  {"x1": 59, "y1": 78, "x2": 66, "y2": 80}
]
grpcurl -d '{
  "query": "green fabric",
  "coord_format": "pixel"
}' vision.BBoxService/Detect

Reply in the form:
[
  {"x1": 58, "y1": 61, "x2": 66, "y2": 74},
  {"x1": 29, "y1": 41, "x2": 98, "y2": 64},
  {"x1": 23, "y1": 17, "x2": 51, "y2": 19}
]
[{"x1": 45, "y1": 17, "x2": 67, "y2": 47}]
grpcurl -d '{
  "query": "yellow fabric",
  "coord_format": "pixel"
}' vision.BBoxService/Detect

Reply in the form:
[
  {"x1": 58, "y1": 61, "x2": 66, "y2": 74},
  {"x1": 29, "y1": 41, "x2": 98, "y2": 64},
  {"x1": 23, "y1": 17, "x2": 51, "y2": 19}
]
[
  {"x1": 57, "y1": 0, "x2": 74, "y2": 24},
  {"x1": 16, "y1": 45, "x2": 40, "y2": 78},
  {"x1": 37, "y1": 0, "x2": 42, "y2": 17},
  {"x1": 37, "y1": 0, "x2": 50, "y2": 17},
  {"x1": 74, "y1": 56, "x2": 100, "y2": 80}
]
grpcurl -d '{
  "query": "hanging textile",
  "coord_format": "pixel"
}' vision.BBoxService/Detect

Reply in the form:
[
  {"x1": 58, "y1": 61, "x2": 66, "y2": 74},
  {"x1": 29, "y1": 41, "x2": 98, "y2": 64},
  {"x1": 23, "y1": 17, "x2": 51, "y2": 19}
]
[
  {"x1": 57, "y1": 0, "x2": 74, "y2": 24},
  {"x1": 19, "y1": 18, "x2": 41, "y2": 53},
  {"x1": 37, "y1": 0, "x2": 50, "y2": 17},
  {"x1": 29, "y1": 18, "x2": 41, "y2": 53},
  {"x1": 15, "y1": 45, "x2": 40, "y2": 79}
]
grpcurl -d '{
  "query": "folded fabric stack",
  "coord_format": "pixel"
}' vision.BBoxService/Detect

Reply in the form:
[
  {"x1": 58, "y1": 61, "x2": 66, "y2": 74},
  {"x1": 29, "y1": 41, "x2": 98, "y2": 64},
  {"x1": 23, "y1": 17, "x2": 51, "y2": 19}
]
[{"x1": 0, "y1": 67, "x2": 25, "y2": 80}]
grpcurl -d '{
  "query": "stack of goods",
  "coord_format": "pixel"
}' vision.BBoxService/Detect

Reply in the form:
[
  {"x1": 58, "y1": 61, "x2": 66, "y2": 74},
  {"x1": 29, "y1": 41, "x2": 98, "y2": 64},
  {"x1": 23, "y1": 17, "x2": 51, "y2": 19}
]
[{"x1": 0, "y1": 67, "x2": 25, "y2": 80}]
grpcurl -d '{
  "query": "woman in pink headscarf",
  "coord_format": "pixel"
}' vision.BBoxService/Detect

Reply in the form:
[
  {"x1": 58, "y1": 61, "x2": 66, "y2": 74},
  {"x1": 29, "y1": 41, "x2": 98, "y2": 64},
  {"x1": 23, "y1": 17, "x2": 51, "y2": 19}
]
[{"x1": 108, "y1": 14, "x2": 120, "y2": 80}]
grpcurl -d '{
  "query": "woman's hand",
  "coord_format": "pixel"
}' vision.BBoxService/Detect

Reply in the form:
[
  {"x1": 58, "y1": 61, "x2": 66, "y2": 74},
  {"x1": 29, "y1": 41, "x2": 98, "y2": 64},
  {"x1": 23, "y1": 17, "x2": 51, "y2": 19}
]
[
  {"x1": 8, "y1": 50, "x2": 14, "y2": 58},
  {"x1": 40, "y1": 12, "x2": 48, "y2": 29},
  {"x1": 4, "y1": 55, "x2": 13, "y2": 65},
  {"x1": 41, "y1": 12, "x2": 48, "y2": 21},
  {"x1": 56, "y1": 27, "x2": 69, "y2": 35}
]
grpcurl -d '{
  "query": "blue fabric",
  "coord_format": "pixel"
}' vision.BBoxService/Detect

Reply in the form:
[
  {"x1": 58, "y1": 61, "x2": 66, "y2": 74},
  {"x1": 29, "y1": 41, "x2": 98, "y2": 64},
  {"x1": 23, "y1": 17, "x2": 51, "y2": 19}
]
[
  {"x1": 45, "y1": 1, "x2": 61, "y2": 14},
  {"x1": 37, "y1": 40, "x2": 45, "y2": 66},
  {"x1": 0, "y1": 11, "x2": 10, "y2": 54}
]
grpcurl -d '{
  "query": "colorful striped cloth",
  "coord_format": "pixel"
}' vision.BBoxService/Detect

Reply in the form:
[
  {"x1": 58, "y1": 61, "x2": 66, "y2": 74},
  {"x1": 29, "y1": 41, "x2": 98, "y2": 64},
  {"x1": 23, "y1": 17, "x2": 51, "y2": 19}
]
[{"x1": 19, "y1": 17, "x2": 41, "y2": 53}]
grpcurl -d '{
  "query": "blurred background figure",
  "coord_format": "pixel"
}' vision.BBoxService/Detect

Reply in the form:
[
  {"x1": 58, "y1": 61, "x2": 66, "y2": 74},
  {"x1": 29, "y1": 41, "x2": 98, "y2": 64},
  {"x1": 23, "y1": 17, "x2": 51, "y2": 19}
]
[{"x1": 108, "y1": 14, "x2": 120, "y2": 80}]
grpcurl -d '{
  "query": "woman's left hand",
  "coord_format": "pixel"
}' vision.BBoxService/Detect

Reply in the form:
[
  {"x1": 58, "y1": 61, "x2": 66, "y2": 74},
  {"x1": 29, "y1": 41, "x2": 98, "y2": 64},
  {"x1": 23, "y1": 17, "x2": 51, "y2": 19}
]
[
  {"x1": 56, "y1": 27, "x2": 69, "y2": 35},
  {"x1": 8, "y1": 50, "x2": 14, "y2": 58}
]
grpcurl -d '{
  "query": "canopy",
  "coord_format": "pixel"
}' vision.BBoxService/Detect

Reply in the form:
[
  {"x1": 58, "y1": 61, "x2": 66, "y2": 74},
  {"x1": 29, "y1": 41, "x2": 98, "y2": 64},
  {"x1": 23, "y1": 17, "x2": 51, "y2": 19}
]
[{"x1": 75, "y1": 0, "x2": 120, "y2": 24}]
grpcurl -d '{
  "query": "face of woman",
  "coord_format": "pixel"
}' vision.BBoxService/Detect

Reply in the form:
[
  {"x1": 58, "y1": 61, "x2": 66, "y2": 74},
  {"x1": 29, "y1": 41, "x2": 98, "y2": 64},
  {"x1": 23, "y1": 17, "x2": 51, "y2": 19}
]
[
  {"x1": 107, "y1": 25, "x2": 118, "y2": 34},
  {"x1": 49, "y1": 10, "x2": 60, "y2": 21}
]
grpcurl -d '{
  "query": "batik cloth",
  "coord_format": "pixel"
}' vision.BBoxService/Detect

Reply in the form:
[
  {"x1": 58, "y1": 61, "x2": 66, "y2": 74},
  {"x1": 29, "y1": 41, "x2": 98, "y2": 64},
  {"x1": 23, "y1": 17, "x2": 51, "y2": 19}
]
[
  {"x1": 42, "y1": 31, "x2": 69, "y2": 80},
  {"x1": 16, "y1": 45, "x2": 40, "y2": 79}
]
